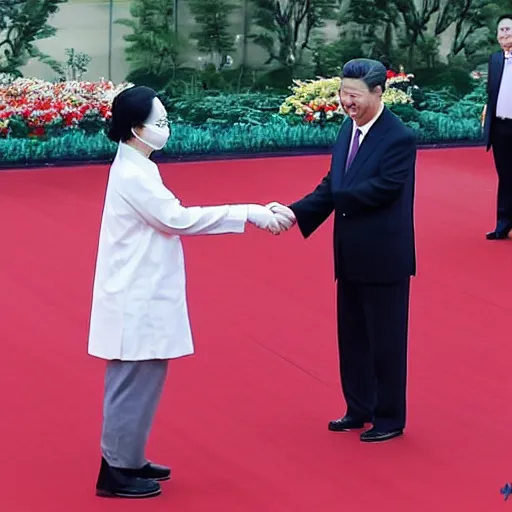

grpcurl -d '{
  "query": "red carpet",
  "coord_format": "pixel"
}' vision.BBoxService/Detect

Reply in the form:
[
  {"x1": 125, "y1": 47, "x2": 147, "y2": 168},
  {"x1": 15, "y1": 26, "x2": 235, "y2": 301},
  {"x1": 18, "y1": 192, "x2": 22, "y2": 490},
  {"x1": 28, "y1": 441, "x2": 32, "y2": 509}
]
[{"x1": 0, "y1": 147, "x2": 510, "y2": 511}]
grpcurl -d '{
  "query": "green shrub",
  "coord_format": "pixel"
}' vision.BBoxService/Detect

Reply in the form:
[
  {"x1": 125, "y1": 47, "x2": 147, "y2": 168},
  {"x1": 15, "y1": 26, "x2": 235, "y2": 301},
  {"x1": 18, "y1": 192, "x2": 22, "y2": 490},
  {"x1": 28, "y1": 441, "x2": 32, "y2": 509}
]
[
  {"x1": 388, "y1": 103, "x2": 420, "y2": 123},
  {"x1": 447, "y1": 82, "x2": 486, "y2": 119},
  {"x1": 252, "y1": 67, "x2": 317, "y2": 93},
  {"x1": 416, "y1": 88, "x2": 461, "y2": 112},
  {"x1": 413, "y1": 64, "x2": 475, "y2": 96},
  {"x1": 1, "y1": 131, "x2": 116, "y2": 164},
  {"x1": 411, "y1": 111, "x2": 481, "y2": 143},
  {"x1": 161, "y1": 92, "x2": 287, "y2": 125},
  {"x1": 312, "y1": 39, "x2": 364, "y2": 77},
  {"x1": 125, "y1": 68, "x2": 175, "y2": 91},
  {"x1": 416, "y1": 82, "x2": 485, "y2": 120}
]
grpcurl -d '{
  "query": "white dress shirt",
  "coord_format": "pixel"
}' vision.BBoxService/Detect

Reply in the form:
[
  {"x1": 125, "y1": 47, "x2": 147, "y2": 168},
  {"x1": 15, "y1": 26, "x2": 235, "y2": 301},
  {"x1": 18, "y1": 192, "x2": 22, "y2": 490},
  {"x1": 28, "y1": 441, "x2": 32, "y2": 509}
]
[
  {"x1": 350, "y1": 102, "x2": 385, "y2": 147},
  {"x1": 496, "y1": 55, "x2": 512, "y2": 119}
]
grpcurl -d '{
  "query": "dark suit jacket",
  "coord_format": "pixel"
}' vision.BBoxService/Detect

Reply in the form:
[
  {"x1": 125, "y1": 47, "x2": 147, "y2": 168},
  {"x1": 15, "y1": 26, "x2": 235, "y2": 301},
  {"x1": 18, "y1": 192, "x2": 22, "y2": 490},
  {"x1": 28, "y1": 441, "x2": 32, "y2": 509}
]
[
  {"x1": 484, "y1": 50, "x2": 505, "y2": 151},
  {"x1": 290, "y1": 107, "x2": 416, "y2": 284}
]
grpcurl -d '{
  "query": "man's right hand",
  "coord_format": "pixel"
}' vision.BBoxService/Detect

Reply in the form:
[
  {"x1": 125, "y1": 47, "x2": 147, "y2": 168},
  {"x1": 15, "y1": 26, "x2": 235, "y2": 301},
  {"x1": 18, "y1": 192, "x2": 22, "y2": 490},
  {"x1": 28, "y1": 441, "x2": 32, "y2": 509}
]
[{"x1": 266, "y1": 202, "x2": 296, "y2": 233}]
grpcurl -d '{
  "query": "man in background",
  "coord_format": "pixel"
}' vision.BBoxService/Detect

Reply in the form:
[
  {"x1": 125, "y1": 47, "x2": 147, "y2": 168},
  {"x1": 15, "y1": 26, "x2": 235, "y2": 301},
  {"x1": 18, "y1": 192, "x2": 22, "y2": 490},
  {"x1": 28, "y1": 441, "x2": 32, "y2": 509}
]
[{"x1": 483, "y1": 14, "x2": 512, "y2": 240}]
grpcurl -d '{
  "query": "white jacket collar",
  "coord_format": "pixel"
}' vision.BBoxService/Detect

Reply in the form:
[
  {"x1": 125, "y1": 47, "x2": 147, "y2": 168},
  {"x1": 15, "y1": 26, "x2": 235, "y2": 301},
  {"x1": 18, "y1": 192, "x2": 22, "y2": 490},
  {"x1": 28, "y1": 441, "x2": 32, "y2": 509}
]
[{"x1": 118, "y1": 142, "x2": 157, "y2": 172}]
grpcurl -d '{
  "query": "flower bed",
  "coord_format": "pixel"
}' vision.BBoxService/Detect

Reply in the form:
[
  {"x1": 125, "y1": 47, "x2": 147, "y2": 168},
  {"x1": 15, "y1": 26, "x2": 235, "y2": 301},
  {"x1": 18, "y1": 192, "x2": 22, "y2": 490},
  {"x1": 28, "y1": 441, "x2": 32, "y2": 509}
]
[
  {"x1": 0, "y1": 74, "x2": 485, "y2": 167},
  {"x1": 0, "y1": 76, "x2": 130, "y2": 138},
  {"x1": 278, "y1": 75, "x2": 414, "y2": 124}
]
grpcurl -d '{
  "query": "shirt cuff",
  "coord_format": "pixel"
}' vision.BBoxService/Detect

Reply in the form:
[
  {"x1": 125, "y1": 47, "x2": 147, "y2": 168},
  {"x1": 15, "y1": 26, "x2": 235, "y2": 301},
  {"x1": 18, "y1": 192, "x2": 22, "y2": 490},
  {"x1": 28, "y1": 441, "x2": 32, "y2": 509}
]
[{"x1": 225, "y1": 204, "x2": 248, "y2": 233}]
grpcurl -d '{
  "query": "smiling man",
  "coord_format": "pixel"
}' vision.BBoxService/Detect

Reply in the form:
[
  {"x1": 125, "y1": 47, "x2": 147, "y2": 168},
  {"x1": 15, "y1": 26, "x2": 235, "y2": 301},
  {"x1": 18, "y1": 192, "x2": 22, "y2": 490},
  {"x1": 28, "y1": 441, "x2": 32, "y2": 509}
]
[{"x1": 268, "y1": 58, "x2": 417, "y2": 442}]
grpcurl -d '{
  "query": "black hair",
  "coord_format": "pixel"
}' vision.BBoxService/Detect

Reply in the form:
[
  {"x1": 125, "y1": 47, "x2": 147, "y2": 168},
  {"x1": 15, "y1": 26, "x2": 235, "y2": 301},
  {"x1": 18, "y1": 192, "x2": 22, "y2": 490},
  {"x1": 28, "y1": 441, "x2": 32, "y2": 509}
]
[
  {"x1": 342, "y1": 58, "x2": 387, "y2": 93},
  {"x1": 107, "y1": 85, "x2": 157, "y2": 143},
  {"x1": 498, "y1": 14, "x2": 512, "y2": 24}
]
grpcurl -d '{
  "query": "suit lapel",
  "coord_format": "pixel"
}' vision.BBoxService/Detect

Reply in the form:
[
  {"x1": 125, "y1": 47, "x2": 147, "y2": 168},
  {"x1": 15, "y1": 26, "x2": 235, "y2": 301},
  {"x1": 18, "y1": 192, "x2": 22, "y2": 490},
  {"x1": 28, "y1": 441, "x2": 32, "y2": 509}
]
[
  {"x1": 492, "y1": 52, "x2": 505, "y2": 100},
  {"x1": 343, "y1": 109, "x2": 389, "y2": 187},
  {"x1": 331, "y1": 119, "x2": 351, "y2": 189}
]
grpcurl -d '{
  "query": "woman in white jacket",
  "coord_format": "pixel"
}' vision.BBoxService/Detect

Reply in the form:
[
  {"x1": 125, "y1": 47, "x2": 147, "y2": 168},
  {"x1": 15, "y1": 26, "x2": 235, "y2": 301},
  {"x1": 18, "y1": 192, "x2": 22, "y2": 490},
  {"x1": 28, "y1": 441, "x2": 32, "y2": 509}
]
[{"x1": 89, "y1": 85, "x2": 284, "y2": 499}]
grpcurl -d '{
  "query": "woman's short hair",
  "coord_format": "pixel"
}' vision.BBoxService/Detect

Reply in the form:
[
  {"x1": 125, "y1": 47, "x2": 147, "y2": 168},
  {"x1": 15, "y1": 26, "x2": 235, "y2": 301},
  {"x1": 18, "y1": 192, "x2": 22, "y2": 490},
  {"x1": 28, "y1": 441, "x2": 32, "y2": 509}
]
[{"x1": 107, "y1": 85, "x2": 157, "y2": 143}]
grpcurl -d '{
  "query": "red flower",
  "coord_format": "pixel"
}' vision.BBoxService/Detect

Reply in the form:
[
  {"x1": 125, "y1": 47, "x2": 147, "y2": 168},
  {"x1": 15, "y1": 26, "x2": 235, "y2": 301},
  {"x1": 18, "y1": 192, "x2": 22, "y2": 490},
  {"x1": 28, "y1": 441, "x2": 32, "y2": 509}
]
[{"x1": 0, "y1": 78, "x2": 130, "y2": 138}]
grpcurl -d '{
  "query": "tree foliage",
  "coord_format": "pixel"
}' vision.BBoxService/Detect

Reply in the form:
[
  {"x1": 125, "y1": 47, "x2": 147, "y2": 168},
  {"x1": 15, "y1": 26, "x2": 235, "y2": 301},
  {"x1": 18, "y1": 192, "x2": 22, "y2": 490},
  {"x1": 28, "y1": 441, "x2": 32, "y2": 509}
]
[
  {"x1": 251, "y1": 0, "x2": 339, "y2": 67},
  {"x1": 344, "y1": 0, "x2": 504, "y2": 68},
  {"x1": 0, "y1": 0, "x2": 67, "y2": 75},
  {"x1": 187, "y1": 0, "x2": 239, "y2": 69},
  {"x1": 116, "y1": 0, "x2": 183, "y2": 81},
  {"x1": 345, "y1": 0, "x2": 399, "y2": 59}
]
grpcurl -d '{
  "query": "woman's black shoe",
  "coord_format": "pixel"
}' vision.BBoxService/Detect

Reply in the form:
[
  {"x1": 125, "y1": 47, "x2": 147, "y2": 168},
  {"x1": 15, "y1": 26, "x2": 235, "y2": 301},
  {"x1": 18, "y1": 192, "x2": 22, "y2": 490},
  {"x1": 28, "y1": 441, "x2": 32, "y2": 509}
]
[{"x1": 96, "y1": 457, "x2": 161, "y2": 498}]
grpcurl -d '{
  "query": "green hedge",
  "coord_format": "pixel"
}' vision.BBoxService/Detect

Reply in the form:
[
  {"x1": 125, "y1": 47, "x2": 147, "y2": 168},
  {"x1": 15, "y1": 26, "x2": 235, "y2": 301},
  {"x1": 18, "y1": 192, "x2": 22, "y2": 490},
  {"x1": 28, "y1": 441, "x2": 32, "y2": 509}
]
[
  {"x1": 163, "y1": 92, "x2": 286, "y2": 125},
  {"x1": 0, "y1": 115, "x2": 482, "y2": 166}
]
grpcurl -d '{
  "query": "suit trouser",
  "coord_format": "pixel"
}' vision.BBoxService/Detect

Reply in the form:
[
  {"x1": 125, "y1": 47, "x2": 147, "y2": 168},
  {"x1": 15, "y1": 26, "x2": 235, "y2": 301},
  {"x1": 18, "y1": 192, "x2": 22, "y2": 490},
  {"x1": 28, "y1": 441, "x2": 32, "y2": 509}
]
[
  {"x1": 337, "y1": 278, "x2": 410, "y2": 431},
  {"x1": 101, "y1": 359, "x2": 169, "y2": 469},
  {"x1": 492, "y1": 118, "x2": 512, "y2": 227}
]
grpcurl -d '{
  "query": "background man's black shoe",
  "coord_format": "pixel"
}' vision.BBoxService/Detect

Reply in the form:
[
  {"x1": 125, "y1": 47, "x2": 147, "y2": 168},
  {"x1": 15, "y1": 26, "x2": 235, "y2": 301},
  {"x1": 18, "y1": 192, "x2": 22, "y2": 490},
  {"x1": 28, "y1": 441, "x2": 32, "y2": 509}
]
[
  {"x1": 328, "y1": 415, "x2": 367, "y2": 431},
  {"x1": 96, "y1": 457, "x2": 162, "y2": 498}
]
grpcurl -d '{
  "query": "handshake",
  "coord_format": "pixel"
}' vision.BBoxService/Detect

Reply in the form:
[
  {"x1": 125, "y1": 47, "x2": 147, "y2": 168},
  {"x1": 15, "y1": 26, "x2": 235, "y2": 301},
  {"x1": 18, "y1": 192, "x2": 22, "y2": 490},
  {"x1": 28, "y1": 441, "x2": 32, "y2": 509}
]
[{"x1": 247, "y1": 202, "x2": 296, "y2": 235}]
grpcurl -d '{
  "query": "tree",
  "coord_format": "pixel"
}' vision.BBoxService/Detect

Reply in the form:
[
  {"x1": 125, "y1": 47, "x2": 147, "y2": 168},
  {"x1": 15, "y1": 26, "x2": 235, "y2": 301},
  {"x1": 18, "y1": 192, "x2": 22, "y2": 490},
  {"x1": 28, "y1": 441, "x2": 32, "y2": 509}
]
[
  {"x1": 344, "y1": 0, "x2": 399, "y2": 60},
  {"x1": 458, "y1": 0, "x2": 508, "y2": 65},
  {"x1": 116, "y1": 0, "x2": 184, "y2": 83},
  {"x1": 344, "y1": 0, "x2": 502, "y2": 68},
  {"x1": 241, "y1": 0, "x2": 251, "y2": 69},
  {"x1": 431, "y1": 0, "x2": 489, "y2": 57},
  {"x1": 251, "y1": 0, "x2": 339, "y2": 68},
  {"x1": 237, "y1": 0, "x2": 252, "y2": 90},
  {"x1": 56, "y1": 48, "x2": 91, "y2": 81},
  {"x1": 187, "y1": 0, "x2": 239, "y2": 70},
  {"x1": 392, "y1": 0, "x2": 493, "y2": 65},
  {"x1": 0, "y1": 0, "x2": 67, "y2": 75}
]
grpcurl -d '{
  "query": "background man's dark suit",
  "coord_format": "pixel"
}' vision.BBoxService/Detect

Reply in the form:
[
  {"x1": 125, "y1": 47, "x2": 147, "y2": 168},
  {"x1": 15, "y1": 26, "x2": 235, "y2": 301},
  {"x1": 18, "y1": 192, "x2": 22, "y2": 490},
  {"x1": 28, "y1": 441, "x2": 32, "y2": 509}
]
[
  {"x1": 483, "y1": 50, "x2": 512, "y2": 238},
  {"x1": 289, "y1": 107, "x2": 416, "y2": 433}
]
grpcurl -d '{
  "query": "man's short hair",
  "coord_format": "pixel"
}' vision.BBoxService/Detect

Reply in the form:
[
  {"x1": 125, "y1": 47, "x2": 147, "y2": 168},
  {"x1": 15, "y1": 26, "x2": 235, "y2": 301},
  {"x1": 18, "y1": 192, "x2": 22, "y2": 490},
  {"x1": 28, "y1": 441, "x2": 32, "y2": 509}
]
[{"x1": 342, "y1": 59, "x2": 387, "y2": 92}]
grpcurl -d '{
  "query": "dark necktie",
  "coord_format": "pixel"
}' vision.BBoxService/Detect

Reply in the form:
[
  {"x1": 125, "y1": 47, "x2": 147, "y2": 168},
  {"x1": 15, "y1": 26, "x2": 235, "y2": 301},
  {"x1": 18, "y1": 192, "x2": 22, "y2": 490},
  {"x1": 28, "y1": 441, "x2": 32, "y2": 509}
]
[{"x1": 345, "y1": 128, "x2": 361, "y2": 171}]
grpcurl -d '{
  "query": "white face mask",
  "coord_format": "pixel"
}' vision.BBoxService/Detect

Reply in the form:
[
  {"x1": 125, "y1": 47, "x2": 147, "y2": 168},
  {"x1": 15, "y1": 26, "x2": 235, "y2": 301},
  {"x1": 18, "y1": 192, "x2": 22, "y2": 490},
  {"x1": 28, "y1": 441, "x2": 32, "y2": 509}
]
[{"x1": 131, "y1": 97, "x2": 170, "y2": 150}]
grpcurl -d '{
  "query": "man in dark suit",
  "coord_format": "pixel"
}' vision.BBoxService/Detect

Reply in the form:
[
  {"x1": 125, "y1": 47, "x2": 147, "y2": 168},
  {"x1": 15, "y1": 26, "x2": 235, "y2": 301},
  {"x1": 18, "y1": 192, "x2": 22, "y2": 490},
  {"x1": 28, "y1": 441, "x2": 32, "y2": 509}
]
[
  {"x1": 483, "y1": 14, "x2": 512, "y2": 240},
  {"x1": 268, "y1": 58, "x2": 416, "y2": 442}
]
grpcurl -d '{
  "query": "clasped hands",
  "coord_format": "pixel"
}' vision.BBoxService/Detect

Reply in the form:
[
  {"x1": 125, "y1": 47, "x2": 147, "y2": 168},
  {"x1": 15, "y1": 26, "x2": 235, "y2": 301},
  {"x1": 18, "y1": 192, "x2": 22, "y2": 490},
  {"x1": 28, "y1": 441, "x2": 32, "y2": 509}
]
[{"x1": 247, "y1": 203, "x2": 296, "y2": 235}]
